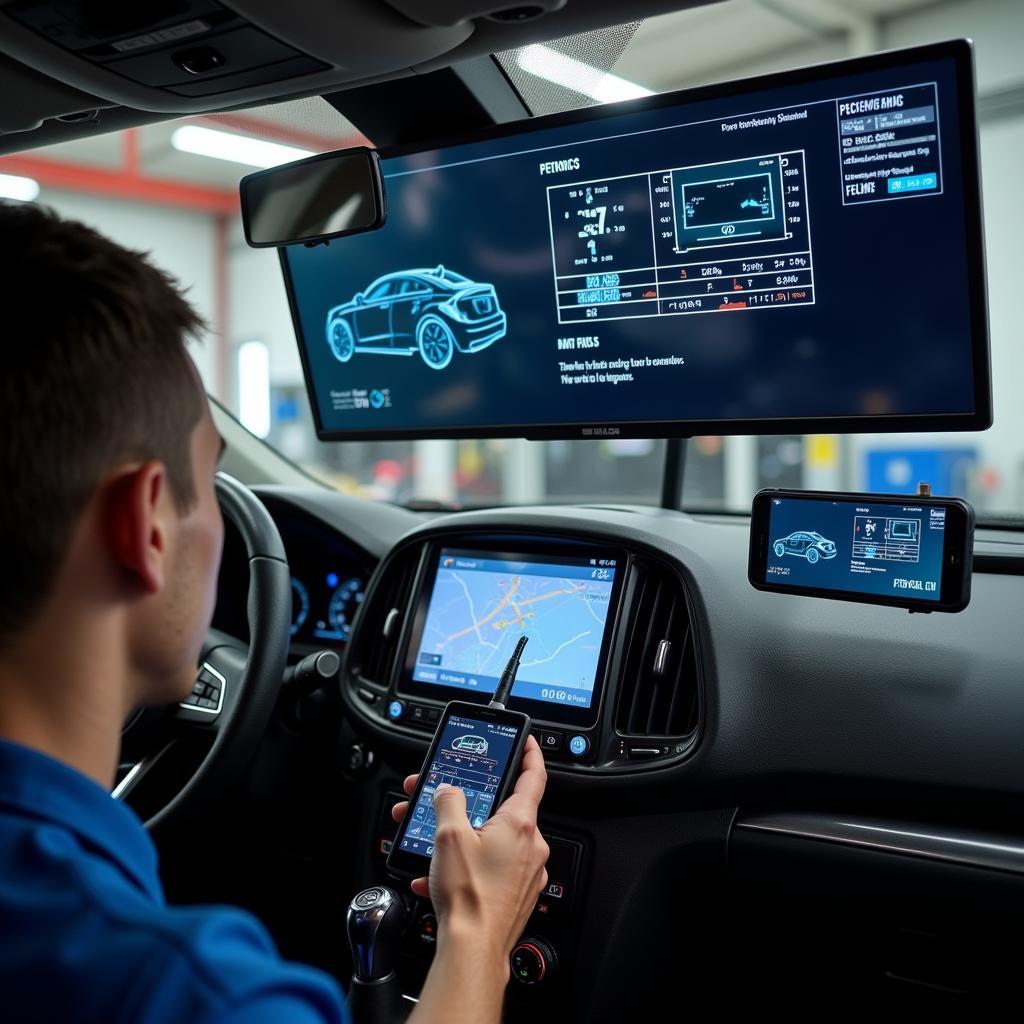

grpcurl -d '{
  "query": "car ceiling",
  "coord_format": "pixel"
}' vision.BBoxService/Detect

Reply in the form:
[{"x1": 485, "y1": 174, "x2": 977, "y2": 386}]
[
  {"x1": 0, "y1": 0, "x2": 948, "y2": 157},
  {"x1": 0, "y1": 0, "x2": 717, "y2": 154}
]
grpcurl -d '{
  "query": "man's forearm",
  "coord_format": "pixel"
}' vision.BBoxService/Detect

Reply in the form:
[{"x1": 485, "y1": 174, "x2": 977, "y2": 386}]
[{"x1": 408, "y1": 924, "x2": 509, "y2": 1024}]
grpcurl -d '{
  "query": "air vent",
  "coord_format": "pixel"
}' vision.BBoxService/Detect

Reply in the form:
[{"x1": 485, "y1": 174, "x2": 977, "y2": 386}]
[
  {"x1": 350, "y1": 547, "x2": 420, "y2": 688},
  {"x1": 616, "y1": 559, "x2": 699, "y2": 738}
]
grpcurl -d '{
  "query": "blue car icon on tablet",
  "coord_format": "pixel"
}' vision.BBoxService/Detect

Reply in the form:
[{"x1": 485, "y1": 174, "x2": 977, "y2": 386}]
[
  {"x1": 325, "y1": 266, "x2": 507, "y2": 370},
  {"x1": 772, "y1": 531, "x2": 837, "y2": 564}
]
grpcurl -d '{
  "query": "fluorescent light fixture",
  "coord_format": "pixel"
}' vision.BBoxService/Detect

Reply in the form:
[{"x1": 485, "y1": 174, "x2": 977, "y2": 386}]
[
  {"x1": 0, "y1": 173, "x2": 40, "y2": 202},
  {"x1": 517, "y1": 44, "x2": 654, "y2": 104},
  {"x1": 171, "y1": 125, "x2": 314, "y2": 169},
  {"x1": 237, "y1": 340, "x2": 271, "y2": 439}
]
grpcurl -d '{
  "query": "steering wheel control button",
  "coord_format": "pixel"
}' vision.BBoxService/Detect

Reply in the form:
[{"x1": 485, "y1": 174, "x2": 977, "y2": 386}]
[
  {"x1": 537, "y1": 730, "x2": 564, "y2": 753},
  {"x1": 354, "y1": 887, "x2": 385, "y2": 910},
  {"x1": 179, "y1": 663, "x2": 225, "y2": 715},
  {"x1": 387, "y1": 700, "x2": 405, "y2": 721},
  {"x1": 568, "y1": 734, "x2": 589, "y2": 757},
  {"x1": 510, "y1": 939, "x2": 556, "y2": 985}
]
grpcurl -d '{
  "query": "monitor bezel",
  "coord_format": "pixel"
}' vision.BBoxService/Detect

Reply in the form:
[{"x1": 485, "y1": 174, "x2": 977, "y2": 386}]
[{"x1": 279, "y1": 39, "x2": 991, "y2": 441}]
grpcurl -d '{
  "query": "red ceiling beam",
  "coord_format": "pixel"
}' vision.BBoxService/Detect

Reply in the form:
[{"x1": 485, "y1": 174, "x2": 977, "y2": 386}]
[{"x1": 0, "y1": 153, "x2": 239, "y2": 216}]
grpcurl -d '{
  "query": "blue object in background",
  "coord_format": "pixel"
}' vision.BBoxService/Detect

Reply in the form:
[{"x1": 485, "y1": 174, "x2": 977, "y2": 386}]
[
  {"x1": 865, "y1": 448, "x2": 977, "y2": 496},
  {"x1": 274, "y1": 396, "x2": 301, "y2": 423}
]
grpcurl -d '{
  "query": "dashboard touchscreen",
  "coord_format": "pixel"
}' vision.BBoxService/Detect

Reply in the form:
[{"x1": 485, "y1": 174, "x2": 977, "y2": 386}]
[
  {"x1": 283, "y1": 41, "x2": 988, "y2": 440},
  {"x1": 407, "y1": 548, "x2": 619, "y2": 714}
]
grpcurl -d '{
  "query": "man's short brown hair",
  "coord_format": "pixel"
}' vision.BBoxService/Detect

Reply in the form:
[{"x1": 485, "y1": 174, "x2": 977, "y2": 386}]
[{"x1": 0, "y1": 202, "x2": 206, "y2": 638}]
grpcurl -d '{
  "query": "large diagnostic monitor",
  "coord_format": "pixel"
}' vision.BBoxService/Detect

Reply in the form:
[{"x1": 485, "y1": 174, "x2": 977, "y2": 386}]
[{"x1": 281, "y1": 40, "x2": 990, "y2": 440}]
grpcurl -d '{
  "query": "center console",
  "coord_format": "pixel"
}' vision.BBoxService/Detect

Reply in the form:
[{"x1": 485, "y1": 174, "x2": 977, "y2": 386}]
[
  {"x1": 337, "y1": 525, "x2": 705, "y2": 1009},
  {"x1": 341, "y1": 528, "x2": 704, "y2": 773}
]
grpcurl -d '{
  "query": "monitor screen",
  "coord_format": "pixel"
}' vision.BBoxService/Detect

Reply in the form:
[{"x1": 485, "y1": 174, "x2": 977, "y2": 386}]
[
  {"x1": 406, "y1": 548, "x2": 619, "y2": 712},
  {"x1": 282, "y1": 40, "x2": 989, "y2": 440}
]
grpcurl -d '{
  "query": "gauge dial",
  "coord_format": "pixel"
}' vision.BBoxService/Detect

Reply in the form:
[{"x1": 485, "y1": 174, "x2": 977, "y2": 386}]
[
  {"x1": 290, "y1": 577, "x2": 310, "y2": 637},
  {"x1": 327, "y1": 577, "x2": 364, "y2": 642}
]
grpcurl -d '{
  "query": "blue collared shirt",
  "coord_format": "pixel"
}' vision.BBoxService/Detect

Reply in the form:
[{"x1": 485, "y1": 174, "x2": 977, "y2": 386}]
[{"x1": 0, "y1": 738, "x2": 349, "y2": 1024}]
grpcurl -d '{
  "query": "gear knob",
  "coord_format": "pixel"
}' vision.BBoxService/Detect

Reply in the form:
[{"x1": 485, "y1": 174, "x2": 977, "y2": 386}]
[{"x1": 346, "y1": 886, "x2": 406, "y2": 982}]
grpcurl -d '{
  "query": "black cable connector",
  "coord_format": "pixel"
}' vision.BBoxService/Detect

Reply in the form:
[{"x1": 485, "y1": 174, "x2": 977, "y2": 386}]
[{"x1": 489, "y1": 635, "x2": 528, "y2": 709}]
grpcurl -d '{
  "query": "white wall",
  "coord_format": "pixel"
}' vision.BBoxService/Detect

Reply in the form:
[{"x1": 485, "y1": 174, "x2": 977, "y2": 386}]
[
  {"x1": 37, "y1": 189, "x2": 222, "y2": 396},
  {"x1": 226, "y1": 217, "x2": 305, "y2": 389}
]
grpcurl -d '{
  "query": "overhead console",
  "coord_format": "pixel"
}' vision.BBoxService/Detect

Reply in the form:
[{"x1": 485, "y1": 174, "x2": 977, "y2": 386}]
[
  {"x1": 340, "y1": 528, "x2": 703, "y2": 773},
  {"x1": 281, "y1": 39, "x2": 989, "y2": 442},
  {"x1": 0, "y1": 0, "x2": 697, "y2": 119}
]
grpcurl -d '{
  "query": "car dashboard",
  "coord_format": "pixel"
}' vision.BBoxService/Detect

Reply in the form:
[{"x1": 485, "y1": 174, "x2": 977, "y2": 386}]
[{"x1": 209, "y1": 484, "x2": 1024, "y2": 1014}]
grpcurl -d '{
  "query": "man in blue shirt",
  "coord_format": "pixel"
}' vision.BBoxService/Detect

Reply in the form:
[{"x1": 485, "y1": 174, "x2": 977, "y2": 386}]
[{"x1": 0, "y1": 202, "x2": 550, "y2": 1023}]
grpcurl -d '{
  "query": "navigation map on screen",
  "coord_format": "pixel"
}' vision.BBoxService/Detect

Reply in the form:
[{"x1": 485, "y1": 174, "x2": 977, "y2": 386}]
[
  {"x1": 411, "y1": 549, "x2": 617, "y2": 709},
  {"x1": 284, "y1": 46, "x2": 983, "y2": 438}
]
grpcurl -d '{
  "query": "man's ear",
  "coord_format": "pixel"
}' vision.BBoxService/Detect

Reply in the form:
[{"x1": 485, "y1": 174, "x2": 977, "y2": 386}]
[{"x1": 103, "y1": 461, "x2": 171, "y2": 595}]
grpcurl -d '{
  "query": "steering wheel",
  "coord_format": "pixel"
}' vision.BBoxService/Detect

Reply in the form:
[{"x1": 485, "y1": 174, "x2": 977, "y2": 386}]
[{"x1": 115, "y1": 473, "x2": 292, "y2": 834}]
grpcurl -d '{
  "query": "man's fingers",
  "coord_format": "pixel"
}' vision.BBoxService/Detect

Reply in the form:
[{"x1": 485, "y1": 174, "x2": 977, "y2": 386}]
[
  {"x1": 403, "y1": 774, "x2": 418, "y2": 797},
  {"x1": 410, "y1": 877, "x2": 430, "y2": 898},
  {"x1": 432, "y1": 783, "x2": 471, "y2": 834},
  {"x1": 507, "y1": 737, "x2": 548, "y2": 806},
  {"x1": 391, "y1": 800, "x2": 408, "y2": 823},
  {"x1": 489, "y1": 736, "x2": 547, "y2": 831}
]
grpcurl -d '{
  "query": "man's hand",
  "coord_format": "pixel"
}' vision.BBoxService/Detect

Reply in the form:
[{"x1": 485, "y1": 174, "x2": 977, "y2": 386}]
[{"x1": 391, "y1": 734, "x2": 550, "y2": 979}]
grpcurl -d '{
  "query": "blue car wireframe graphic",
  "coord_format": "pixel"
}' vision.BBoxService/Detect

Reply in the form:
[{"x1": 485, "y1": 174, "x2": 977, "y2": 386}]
[
  {"x1": 451, "y1": 735, "x2": 488, "y2": 755},
  {"x1": 324, "y1": 266, "x2": 507, "y2": 371},
  {"x1": 772, "y1": 530, "x2": 837, "y2": 564}
]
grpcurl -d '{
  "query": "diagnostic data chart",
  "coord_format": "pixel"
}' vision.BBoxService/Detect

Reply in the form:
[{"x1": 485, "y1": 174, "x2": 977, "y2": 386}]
[
  {"x1": 546, "y1": 150, "x2": 814, "y2": 325},
  {"x1": 851, "y1": 514, "x2": 922, "y2": 563}
]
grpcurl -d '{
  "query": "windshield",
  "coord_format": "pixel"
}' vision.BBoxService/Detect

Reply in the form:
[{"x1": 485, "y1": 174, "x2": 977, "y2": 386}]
[{"x1": 8, "y1": 0, "x2": 1019, "y2": 517}]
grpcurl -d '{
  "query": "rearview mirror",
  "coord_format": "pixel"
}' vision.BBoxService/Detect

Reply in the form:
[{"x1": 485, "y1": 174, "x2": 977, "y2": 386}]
[{"x1": 240, "y1": 147, "x2": 386, "y2": 248}]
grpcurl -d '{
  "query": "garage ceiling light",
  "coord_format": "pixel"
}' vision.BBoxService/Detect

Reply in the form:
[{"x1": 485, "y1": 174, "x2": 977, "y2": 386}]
[
  {"x1": 516, "y1": 44, "x2": 654, "y2": 104},
  {"x1": 0, "y1": 173, "x2": 40, "y2": 202},
  {"x1": 171, "y1": 125, "x2": 314, "y2": 169}
]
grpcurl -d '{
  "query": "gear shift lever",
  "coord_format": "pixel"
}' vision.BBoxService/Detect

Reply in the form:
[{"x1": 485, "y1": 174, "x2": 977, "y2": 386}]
[{"x1": 346, "y1": 886, "x2": 410, "y2": 1024}]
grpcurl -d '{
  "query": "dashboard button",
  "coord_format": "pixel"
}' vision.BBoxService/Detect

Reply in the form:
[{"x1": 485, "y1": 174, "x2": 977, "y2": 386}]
[
  {"x1": 425, "y1": 706, "x2": 440, "y2": 723},
  {"x1": 357, "y1": 687, "x2": 378, "y2": 705},
  {"x1": 410, "y1": 703, "x2": 427, "y2": 721},
  {"x1": 387, "y1": 700, "x2": 405, "y2": 721},
  {"x1": 417, "y1": 912, "x2": 438, "y2": 948},
  {"x1": 568, "y1": 734, "x2": 589, "y2": 757},
  {"x1": 537, "y1": 730, "x2": 563, "y2": 753}
]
